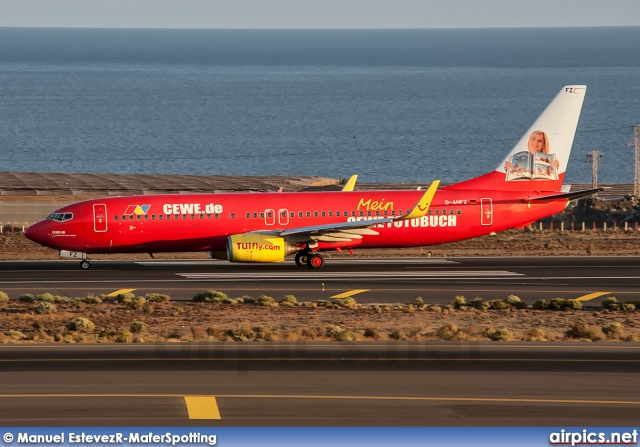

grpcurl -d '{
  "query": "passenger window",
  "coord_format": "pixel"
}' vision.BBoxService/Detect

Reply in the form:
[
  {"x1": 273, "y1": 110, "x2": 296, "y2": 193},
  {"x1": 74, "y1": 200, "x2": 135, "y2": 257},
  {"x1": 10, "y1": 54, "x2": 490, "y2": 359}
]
[
  {"x1": 246, "y1": 213, "x2": 250, "y2": 218},
  {"x1": 299, "y1": 212, "x2": 303, "y2": 218},
  {"x1": 336, "y1": 211, "x2": 340, "y2": 217},
  {"x1": 457, "y1": 209, "x2": 461, "y2": 215},
  {"x1": 144, "y1": 215, "x2": 149, "y2": 221},
  {"x1": 182, "y1": 214, "x2": 187, "y2": 220},
  {"x1": 290, "y1": 212, "x2": 294, "y2": 218},
  {"x1": 384, "y1": 211, "x2": 388, "y2": 216},
  {"x1": 435, "y1": 210, "x2": 439, "y2": 215},
  {"x1": 314, "y1": 211, "x2": 319, "y2": 217},
  {"x1": 129, "y1": 215, "x2": 134, "y2": 221},
  {"x1": 214, "y1": 214, "x2": 219, "y2": 219},
  {"x1": 260, "y1": 212, "x2": 265, "y2": 218},
  {"x1": 329, "y1": 211, "x2": 333, "y2": 217},
  {"x1": 428, "y1": 210, "x2": 432, "y2": 215},
  {"x1": 321, "y1": 211, "x2": 326, "y2": 217},
  {"x1": 231, "y1": 213, "x2": 235, "y2": 219},
  {"x1": 450, "y1": 210, "x2": 454, "y2": 215},
  {"x1": 367, "y1": 211, "x2": 372, "y2": 217},
  {"x1": 359, "y1": 211, "x2": 364, "y2": 217},
  {"x1": 199, "y1": 214, "x2": 204, "y2": 219},
  {"x1": 376, "y1": 211, "x2": 380, "y2": 216},
  {"x1": 151, "y1": 215, "x2": 155, "y2": 221},
  {"x1": 191, "y1": 214, "x2": 195, "y2": 220},
  {"x1": 122, "y1": 215, "x2": 126, "y2": 220},
  {"x1": 114, "y1": 215, "x2": 119, "y2": 221},
  {"x1": 159, "y1": 215, "x2": 163, "y2": 220},
  {"x1": 253, "y1": 212, "x2": 258, "y2": 219},
  {"x1": 207, "y1": 214, "x2": 211, "y2": 219},
  {"x1": 136, "y1": 215, "x2": 141, "y2": 221},
  {"x1": 306, "y1": 211, "x2": 311, "y2": 218}
]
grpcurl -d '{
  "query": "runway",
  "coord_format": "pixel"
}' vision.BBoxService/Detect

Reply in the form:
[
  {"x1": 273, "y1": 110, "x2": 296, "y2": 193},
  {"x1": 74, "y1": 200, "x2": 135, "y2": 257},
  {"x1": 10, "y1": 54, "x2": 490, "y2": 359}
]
[
  {"x1": 1, "y1": 343, "x2": 639, "y2": 426},
  {"x1": 1, "y1": 256, "x2": 640, "y2": 304}
]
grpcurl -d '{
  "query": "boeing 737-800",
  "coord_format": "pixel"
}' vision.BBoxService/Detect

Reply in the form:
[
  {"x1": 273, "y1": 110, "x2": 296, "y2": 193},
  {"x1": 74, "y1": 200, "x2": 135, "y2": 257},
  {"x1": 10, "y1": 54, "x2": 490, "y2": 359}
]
[{"x1": 25, "y1": 85, "x2": 599, "y2": 269}]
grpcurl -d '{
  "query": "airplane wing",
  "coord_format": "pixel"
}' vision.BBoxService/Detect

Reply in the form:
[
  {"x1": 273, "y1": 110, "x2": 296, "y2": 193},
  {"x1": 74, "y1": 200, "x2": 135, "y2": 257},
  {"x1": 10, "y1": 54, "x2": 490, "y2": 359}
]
[{"x1": 278, "y1": 180, "x2": 439, "y2": 244}]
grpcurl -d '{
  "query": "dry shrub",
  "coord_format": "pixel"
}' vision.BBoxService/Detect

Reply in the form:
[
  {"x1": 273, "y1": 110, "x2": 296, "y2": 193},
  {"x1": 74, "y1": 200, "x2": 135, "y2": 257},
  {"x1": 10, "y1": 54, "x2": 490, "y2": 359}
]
[
  {"x1": 565, "y1": 323, "x2": 602, "y2": 341},
  {"x1": 388, "y1": 330, "x2": 408, "y2": 340},
  {"x1": 66, "y1": 317, "x2": 95, "y2": 332},
  {"x1": 257, "y1": 295, "x2": 278, "y2": 307},
  {"x1": 485, "y1": 327, "x2": 514, "y2": 341},
  {"x1": 130, "y1": 321, "x2": 148, "y2": 333},
  {"x1": 523, "y1": 328, "x2": 547, "y2": 341},
  {"x1": 193, "y1": 290, "x2": 228, "y2": 303},
  {"x1": 436, "y1": 323, "x2": 459, "y2": 341},
  {"x1": 280, "y1": 295, "x2": 297, "y2": 306},
  {"x1": 129, "y1": 297, "x2": 146, "y2": 310},
  {"x1": 30, "y1": 302, "x2": 57, "y2": 314},
  {"x1": 300, "y1": 326, "x2": 325, "y2": 340},
  {"x1": 602, "y1": 322, "x2": 625, "y2": 340}
]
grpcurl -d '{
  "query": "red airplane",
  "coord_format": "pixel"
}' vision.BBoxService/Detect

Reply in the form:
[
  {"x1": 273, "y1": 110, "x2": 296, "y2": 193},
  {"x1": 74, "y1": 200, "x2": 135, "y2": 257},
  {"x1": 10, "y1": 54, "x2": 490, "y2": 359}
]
[{"x1": 26, "y1": 85, "x2": 599, "y2": 270}]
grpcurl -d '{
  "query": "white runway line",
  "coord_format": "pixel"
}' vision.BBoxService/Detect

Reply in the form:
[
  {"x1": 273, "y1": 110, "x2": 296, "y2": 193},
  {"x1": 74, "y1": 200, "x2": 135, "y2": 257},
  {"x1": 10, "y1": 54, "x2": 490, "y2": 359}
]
[{"x1": 176, "y1": 270, "x2": 523, "y2": 280}]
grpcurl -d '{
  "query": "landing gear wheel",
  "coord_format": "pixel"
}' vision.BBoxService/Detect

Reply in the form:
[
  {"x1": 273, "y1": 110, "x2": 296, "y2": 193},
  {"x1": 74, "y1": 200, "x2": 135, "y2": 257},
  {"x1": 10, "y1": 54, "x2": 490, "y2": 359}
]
[
  {"x1": 295, "y1": 252, "x2": 309, "y2": 267},
  {"x1": 80, "y1": 260, "x2": 91, "y2": 270},
  {"x1": 307, "y1": 253, "x2": 325, "y2": 269}
]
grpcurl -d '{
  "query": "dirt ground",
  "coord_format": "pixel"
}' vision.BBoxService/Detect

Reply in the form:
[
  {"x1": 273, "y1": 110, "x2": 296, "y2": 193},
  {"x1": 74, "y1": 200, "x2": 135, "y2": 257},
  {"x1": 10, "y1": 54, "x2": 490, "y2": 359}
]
[{"x1": 1, "y1": 229, "x2": 639, "y2": 343}]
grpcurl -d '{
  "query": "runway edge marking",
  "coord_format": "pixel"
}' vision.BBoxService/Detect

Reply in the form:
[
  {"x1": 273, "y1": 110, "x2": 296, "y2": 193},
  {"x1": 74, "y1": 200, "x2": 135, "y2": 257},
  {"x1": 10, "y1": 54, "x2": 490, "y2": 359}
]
[
  {"x1": 330, "y1": 290, "x2": 371, "y2": 299},
  {"x1": 184, "y1": 396, "x2": 221, "y2": 420},
  {"x1": 575, "y1": 291, "x2": 612, "y2": 302},
  {"x1": 106, "y1": 288, "x2": 137, "y2": 297}
]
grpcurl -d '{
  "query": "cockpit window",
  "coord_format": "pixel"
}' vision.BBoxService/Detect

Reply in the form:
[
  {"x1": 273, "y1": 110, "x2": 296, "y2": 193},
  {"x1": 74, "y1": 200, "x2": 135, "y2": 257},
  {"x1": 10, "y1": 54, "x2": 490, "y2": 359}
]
[{"x1": 46, "y1": 213, "x2": 74, "y2": 222}]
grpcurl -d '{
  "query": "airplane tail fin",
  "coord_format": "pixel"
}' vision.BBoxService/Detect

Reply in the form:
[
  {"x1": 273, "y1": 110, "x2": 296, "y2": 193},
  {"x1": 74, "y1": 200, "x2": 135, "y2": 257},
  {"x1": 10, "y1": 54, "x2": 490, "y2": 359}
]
[{"x1": 447, "y1": 85, "x2": 586, "y2": 192}]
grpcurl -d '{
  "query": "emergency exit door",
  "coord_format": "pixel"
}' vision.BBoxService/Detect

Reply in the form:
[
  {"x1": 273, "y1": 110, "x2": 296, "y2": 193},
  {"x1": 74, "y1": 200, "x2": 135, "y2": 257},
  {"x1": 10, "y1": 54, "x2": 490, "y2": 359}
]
[
  {"x1": 93, "y1": 204, "x2": 108, "y2": 232},
  {"x1": 480, "y1": 198, "x2": 493, "y2": 226}
]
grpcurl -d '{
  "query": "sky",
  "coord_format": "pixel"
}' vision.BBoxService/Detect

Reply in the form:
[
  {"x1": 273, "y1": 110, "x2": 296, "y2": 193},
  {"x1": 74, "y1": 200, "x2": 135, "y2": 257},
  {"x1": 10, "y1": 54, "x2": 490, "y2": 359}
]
[{"x1": 1, "y1": 0, "x2": 640, "y2": 29}]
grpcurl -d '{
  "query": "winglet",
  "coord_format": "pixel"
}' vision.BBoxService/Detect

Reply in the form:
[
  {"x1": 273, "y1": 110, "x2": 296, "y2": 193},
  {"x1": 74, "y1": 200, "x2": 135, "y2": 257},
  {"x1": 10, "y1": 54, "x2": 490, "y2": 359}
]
[
  {"x1": 341, "y1": 175, "x2": 358, "y2": 192},
  {"x1": 401, "y1": 180, "x2": 440, "y2": 220}
]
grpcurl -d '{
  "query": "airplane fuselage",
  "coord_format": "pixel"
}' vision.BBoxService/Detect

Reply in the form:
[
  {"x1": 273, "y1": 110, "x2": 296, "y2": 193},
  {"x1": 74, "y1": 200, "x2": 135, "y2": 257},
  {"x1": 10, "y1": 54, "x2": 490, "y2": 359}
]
[{"x1": 27, "y1": 188, "x2": 566, "y2": 254}]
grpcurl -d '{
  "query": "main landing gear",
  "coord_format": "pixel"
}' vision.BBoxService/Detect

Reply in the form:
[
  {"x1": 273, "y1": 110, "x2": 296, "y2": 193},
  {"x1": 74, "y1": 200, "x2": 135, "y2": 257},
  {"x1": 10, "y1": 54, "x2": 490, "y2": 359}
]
[
  {"x1": 295, "y1": 251, "x2": 325, "y2": 269},
  {"x1": 79, "y1": 260, "x2": 91, "y2": 270}
]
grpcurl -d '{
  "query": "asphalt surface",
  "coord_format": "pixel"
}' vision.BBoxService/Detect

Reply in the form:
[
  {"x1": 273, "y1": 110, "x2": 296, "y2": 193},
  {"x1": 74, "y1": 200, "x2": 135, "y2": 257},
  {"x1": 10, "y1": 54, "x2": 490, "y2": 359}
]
[
  {"x1": 1, "y1": 256, "x2": 640, "y2": 304},
  {"x1": 0, "y1": 343, "x2": 639, "y2": 426}
]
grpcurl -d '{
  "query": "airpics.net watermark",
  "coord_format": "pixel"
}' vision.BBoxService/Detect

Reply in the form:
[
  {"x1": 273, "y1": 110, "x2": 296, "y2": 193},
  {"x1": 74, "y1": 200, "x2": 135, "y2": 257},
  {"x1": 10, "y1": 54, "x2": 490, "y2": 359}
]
[
  {"x1": 549, "y1": 429, "x2": 638, "y2": 446},
  {"x1": 3, "y1": 432, "x2": 217, "y2": 446}
]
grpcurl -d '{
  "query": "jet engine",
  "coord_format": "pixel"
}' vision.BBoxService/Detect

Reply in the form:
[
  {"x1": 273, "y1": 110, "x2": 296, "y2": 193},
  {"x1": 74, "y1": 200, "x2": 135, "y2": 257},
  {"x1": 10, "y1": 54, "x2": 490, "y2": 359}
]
[{"x1": 226, "y1": 233, "x2": 298, "y2": 263}]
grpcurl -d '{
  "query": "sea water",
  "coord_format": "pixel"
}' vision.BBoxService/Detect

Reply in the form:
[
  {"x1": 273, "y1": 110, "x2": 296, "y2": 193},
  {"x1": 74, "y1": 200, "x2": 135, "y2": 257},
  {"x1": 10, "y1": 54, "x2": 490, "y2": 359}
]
[{"x1": 0, "y1": 27, "x2": 638, "y2": 184}]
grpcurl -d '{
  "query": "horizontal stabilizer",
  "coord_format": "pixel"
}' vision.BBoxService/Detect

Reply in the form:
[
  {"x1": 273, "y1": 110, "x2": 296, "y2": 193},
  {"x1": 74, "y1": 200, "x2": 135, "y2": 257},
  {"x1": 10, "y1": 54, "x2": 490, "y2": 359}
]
[{"x1": 524, "y1": 188, "x2": 604, "y2": 203}]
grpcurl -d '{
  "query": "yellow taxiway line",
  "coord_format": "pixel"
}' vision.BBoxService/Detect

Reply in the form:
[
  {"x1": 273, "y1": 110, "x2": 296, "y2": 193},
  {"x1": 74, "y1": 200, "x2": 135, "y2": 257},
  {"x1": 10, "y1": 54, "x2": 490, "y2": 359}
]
[
  {"x1": 106, "y1": 288, "x2": 137, "y2": 297},
  {"x1": 330, "y1": 289, "x2": 370, "y2": 299}
]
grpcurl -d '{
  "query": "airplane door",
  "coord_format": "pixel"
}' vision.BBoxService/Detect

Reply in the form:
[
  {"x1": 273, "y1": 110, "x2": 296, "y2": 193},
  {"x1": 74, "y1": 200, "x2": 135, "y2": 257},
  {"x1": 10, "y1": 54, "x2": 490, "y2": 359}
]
[
  {"x1": 93, "y1": 204, "x2": 108, "y2": 232},
  {"x1": 481, "y1": 198, "x2": 493, "y2": 226},
  {"x1": 278, "y1": 208, "x2": 289, "y2": 226},
  {"x1": 264, "y1": 209, "x2": 275, "y2": 226}
]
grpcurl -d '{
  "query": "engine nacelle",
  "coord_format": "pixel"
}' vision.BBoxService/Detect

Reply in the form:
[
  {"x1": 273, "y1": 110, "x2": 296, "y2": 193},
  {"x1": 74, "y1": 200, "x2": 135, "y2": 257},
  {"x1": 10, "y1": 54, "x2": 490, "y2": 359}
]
[{"x1": 226, "y1": 233, "x2": 297, "y2": 263}]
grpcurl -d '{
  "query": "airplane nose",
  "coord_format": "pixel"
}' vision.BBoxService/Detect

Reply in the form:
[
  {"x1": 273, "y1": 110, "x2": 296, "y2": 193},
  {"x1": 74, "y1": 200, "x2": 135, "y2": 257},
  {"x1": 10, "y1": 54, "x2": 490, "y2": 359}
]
[{"x1": 24, "y1": 221, "x2": 47, "y2": 246}]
